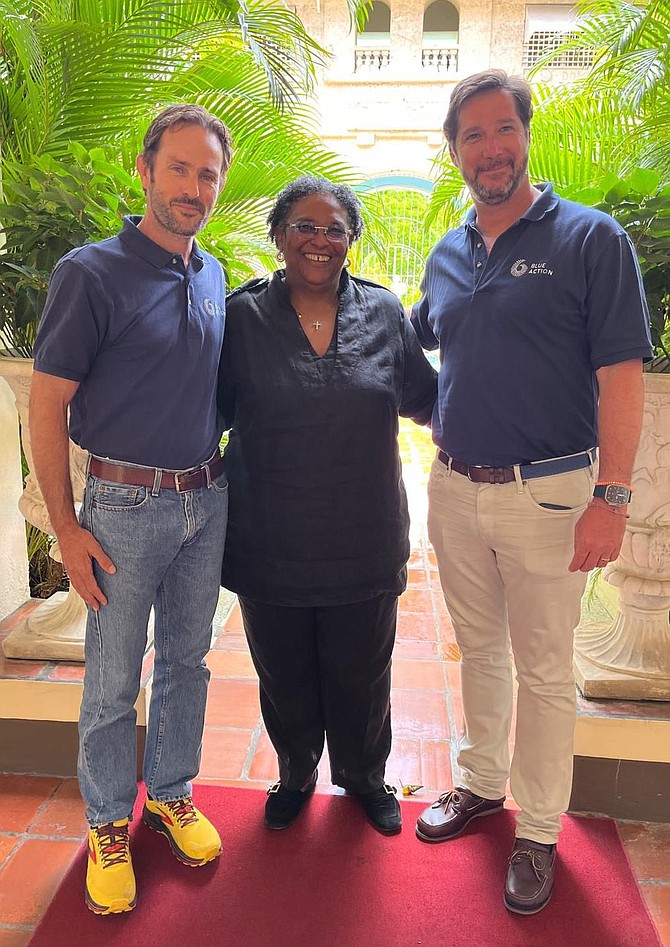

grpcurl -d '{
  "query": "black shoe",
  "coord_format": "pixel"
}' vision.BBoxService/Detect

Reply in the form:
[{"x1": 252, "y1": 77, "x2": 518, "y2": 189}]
[
  {"x1": 504, "y1": 838, "x2": 557, "y2": 915},
  {"x1": 264, "y1": 771, "x2": 317, "y2": 830},
  {"x1": 357, "y1": 784, "x2": 402, "y2": 835}
]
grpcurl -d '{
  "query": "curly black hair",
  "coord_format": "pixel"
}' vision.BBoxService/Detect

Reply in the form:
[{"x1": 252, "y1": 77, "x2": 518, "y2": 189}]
[{"x1": 267, "y1": 176, "x2": 364, "y2": 243}]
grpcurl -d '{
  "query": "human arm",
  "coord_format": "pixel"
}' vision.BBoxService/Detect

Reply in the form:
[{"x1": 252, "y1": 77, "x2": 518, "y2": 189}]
[
  {"x1": 29, "y1": 370, "x2": 115, "y2": 608},
  {"x1": 216, "y1": 332, "x2": 236, "y2": 434},
  {"x1": 399, "y1": 312, "x2": 438, "y2": 425},
  {"x1": 568, "y1": 358, "x2": 645, "y2": 572}
]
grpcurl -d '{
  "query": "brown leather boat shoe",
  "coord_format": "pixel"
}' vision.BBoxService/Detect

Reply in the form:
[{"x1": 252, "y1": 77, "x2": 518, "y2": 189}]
[
  {"x1": 504, "y1": 837, "x2": 556, "y2": 915},
  {"x1": 415, "y1": 787, "x2": 505, "y2": 842}
]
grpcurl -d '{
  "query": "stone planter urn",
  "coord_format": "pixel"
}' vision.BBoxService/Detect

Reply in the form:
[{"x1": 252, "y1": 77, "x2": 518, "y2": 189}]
[
  {"x1": 574, "y1": 373, "x2": 670, "y2": 699},
  {"x1": 0, "y1": 355, "x2": 88, "y2": 661}
]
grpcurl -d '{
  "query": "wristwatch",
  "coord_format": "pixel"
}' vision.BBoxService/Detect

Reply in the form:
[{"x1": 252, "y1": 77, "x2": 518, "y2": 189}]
[{"x1": 593, "y1": 483, "x2": 632, "y2": 506}]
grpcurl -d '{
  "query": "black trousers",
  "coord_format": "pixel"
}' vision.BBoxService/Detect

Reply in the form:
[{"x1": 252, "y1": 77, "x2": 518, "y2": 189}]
[{"x1": 238, "y1": 593, "x2": 398, "y2": 794}]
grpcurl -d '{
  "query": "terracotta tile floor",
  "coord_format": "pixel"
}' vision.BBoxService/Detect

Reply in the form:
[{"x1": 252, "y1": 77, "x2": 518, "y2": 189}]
[{"x1": 1, "y1": 423, "x2": 669, "y2": 943}]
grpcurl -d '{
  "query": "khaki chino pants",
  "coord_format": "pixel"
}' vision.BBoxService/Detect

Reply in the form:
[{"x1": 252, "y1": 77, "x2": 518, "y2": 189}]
[{"x1": 428, "y1": 455, "x2": 594, "y2": 844}]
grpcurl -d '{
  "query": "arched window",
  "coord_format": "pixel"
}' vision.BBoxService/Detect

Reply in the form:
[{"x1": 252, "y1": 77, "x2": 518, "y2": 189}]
[
  {"x1": 355, "y1": 2, "x2": 391, "y2": 70},
  {"x1": 363, "y1": 1, "x2": 391, "y2": 34},
  {"x1": 422, "y1": 0, "x2": 459, "y2": 72}
]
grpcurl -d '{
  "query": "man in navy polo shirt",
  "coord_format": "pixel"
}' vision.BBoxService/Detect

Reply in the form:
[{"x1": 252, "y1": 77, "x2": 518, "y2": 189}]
[
  {"x1": 411, "y1": 70, "x2": 652, "y2": 914},
  {"x1": 30, "y1": 105, "x2": 233, "y2": 915}
]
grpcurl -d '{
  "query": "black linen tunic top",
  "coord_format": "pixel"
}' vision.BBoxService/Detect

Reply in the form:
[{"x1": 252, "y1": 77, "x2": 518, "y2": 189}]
[{"x1": 218, "y1": 269, "x2": 437, "y2": 607}]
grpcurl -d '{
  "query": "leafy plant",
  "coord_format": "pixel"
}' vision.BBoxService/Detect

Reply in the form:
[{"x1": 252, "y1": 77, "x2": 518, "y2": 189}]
[
  {"x1": 528, "y1": 0, "x2": 670, "y2": 369},
  {"x1": 0, "y1": 0, "x2": 361, "y2": 356},
  {"x1": 563, "y1": 169, "x2": 670, "y2": 369},
  {"x1": 0, "y1": 145, "x2": 139, "y2": 355},
  {"x1": 535, "y1": 0, "x2": 670, "y2": 179},
  {"x1": 426, "y1": 0, "x2": 670, "y2": 369},
  {"x1": 26, "y1": 523, "x2": 68, "y2": 598}
]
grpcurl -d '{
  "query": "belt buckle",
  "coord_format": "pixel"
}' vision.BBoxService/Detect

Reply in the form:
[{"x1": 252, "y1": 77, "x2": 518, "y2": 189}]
[
  {"x1": 488, "y1": 467, "x2": 508, "y2": 484},
  {"x1": 174, "y1": 471, "x2": 194, "y2": 493}
]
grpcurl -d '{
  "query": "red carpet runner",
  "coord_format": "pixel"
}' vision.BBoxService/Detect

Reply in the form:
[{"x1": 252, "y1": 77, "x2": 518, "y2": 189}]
[{"x1": 29, "y1": 785, "x2": 662, "y2": 947}]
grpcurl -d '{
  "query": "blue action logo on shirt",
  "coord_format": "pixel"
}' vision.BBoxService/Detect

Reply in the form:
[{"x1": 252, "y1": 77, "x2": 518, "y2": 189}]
[
  {"x1": 203, "y1": 298, "x2": 224, "y2": 317},
  {"x1": 510, "y1": 259, "x2": 554, "y2": 278}
]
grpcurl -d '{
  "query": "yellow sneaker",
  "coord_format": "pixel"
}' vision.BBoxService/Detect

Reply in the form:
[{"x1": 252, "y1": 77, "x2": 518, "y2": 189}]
[
  {"x1": 85, "y1": 819, "x2": 136, "y2": 915},
  {"x1": 142, "y1": 797, "x2": 221, "y2": 866}
]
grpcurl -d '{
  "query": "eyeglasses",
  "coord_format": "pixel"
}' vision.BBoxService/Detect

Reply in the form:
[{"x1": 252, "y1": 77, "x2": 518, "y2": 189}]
[{"x1": 288, "y1": 223, "x2": 351, "y2": 243}]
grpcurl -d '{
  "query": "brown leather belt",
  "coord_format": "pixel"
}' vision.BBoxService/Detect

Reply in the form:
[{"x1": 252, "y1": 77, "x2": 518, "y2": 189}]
[
  {"x1": 437, "y1": 449, "x2": 595, "y2": 483},
  {"x1": 89, "y1": 454, "x2": 225, "y2": 492},
  {"x1": 438, "y1": 451, "x2": 516, "y2": 483}
]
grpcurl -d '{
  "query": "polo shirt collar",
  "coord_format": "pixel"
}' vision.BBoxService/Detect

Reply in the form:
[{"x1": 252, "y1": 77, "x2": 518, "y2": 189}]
[
  {"x1": 464, "y1": 181, "x2": 559, "y2": 230},
  {"x1": 119, "y1": 215, "x2": 206, "y2": 269},
  {"x1": 520, "y1": 182, "x2": 559, "y2": 221}
]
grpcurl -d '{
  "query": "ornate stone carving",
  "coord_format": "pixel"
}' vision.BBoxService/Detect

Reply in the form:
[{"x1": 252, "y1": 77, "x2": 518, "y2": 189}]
[
  {"x1": 0, "y1": 356, "x2": 88, "y2": 661},
  {"x1": 574, "y1": 374, "x2": 670, "y2": 699}
]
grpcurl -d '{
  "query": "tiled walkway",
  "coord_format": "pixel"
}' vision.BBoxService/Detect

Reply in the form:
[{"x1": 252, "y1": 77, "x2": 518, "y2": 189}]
[{"x1": 1, "y1": 423, "x2": 669, "y2": 944}]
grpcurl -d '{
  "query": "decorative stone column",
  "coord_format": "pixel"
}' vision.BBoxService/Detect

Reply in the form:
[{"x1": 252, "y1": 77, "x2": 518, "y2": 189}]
[
  {"x1": 0, "y1": 370, "x2": 30, "y2": 616},
  {"x1": 0, "y1": 355, "x2": 89, "y2": 661},
  {"x1": 574, "y1": 373, "x2": 670, "y2": 699}
]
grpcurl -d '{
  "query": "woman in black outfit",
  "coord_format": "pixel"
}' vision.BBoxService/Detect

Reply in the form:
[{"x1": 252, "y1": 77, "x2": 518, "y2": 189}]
[{"x1": 218, "y1": 176, "x2": 436, "y2": 834}]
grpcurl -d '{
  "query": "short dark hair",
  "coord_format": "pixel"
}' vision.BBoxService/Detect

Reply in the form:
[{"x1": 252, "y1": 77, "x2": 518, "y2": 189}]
[
  {"x1": 443, "y1": 70, "x2": 533, "y2": 148},
  {"x1": 141, "y1": 104, "x2": 233, "y2": 174},
  {"x1": 267, "y1": 176, "x2": 364, "y2": 243}
]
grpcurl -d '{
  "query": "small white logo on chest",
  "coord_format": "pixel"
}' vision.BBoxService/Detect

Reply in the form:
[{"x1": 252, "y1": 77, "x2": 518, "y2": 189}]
[
  {"x1": 510, "y1": 259, "x2": 554, "y2": 277},
  {"x1": 203, "y1": 298, "x2": 223, "y2": 317}
]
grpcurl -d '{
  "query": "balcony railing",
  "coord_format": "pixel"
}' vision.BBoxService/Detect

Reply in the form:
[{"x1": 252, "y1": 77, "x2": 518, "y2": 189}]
[
  {"x1": 354, "y1": 47, "x2": 391, "y2": 71},
  {"x1": 421, "y1": 46, "x2": 458, "y2": 72}
]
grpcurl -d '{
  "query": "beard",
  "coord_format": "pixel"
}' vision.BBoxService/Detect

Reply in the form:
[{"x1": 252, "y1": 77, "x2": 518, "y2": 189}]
[
  {"x1": 146, "y1": 181, "x2": 209, "y2": 237},
  {"x1": 464, "y1": 153, "x2": 529, "y2": 206}
]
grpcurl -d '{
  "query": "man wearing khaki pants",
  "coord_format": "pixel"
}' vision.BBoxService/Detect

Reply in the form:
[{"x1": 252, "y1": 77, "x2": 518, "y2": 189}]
[{"x1": 411, "y1": 70, "x2": 652, "y2": 914}]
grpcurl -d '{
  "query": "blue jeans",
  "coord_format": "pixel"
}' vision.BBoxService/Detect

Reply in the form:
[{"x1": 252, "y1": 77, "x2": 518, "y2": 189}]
[{"x1": 77, "y1": 469, "x2": 228, "y2": 825}]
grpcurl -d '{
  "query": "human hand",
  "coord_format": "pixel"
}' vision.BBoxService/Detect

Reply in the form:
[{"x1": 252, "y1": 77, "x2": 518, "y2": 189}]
[
  {"x1": 568, "y1": 503, "x2": 628, "y2": 573},
  {"x1": 57, "y1": 525, "x2": 116, "y2": 610}
]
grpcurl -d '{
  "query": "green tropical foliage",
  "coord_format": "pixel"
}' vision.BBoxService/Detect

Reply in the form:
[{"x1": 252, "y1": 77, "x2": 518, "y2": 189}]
[
  {"x1": 355, "y1": 189, "x2": 446, "y2": 306},
  {"x1": 539, "y1": 0, "x2": 670, "y2": 177},
  {"x1": 0, "y1": 0, "x2": 377, "y2": 590},
  {"x1": 0, "y1": 145, "x2": 140, "y2": 355},
  {"x1": 0, "y1": 0, "x2": 362, "y2": 355},
  {"x1": 426, "y1": 0, "x2": 670, "y2": 365},
  {"x1": 569, "y1": 169, "x2": 670, "y2": 367}
]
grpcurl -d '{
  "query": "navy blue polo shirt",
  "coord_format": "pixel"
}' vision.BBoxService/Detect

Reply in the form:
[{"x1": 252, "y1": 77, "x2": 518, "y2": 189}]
[
  {"x1": 34, "y1": 216, "x2": 226, "y2": 469},
  {"x1": 411, "y1": 184, "x2": 652, "y2": 467}
]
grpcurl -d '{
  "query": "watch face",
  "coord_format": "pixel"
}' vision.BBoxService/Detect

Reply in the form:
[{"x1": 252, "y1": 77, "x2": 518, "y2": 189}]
[{"x1": 603, "y1": 484, "x2": 631, "y2": 505}]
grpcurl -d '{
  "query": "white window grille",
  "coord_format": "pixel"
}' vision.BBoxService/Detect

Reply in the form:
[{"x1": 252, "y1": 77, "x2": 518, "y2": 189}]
[{"x1": 522, "y1": 5, "x2": 593, "y2": 68}]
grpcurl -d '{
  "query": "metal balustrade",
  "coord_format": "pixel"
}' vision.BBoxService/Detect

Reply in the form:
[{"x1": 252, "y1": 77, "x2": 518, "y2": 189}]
[
  {"x1": 354, "y1": 47, "x2": 391, "y2": 71},
  {"x1": 421, "y1": 46, "x2": 458, "y2": 71}
]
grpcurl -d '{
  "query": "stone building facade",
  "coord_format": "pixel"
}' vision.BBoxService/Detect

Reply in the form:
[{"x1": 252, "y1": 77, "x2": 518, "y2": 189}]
[{"x1": 294, "y1": 0, "x2": 590, "y2": 180}]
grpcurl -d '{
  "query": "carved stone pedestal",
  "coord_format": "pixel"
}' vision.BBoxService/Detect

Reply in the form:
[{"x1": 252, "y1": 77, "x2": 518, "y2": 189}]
[
  {"x1": 574, "y1": 374, "x2": 670, "y2": 699},
  {"x1": 0, "y1": 355, "x2": 89, "y2": 662},
  {"x1": 2, "y1": 587, "x2": 88, "y2": 661}
]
